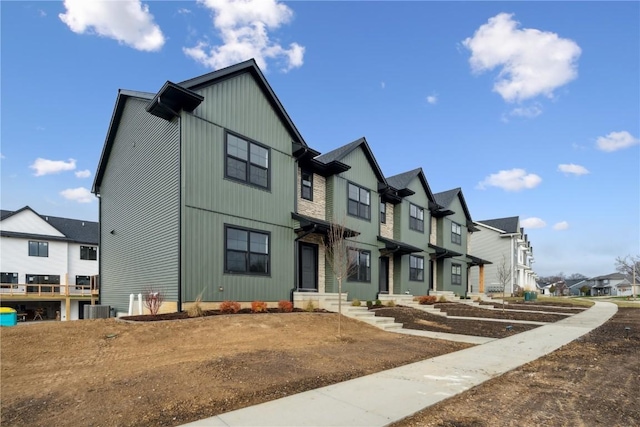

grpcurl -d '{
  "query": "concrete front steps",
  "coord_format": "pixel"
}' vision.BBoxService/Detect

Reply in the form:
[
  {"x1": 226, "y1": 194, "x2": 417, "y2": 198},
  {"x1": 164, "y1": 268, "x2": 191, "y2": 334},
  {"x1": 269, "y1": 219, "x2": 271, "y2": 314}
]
[
  {"x1": 377, "y1": 294, "x2": 446, "y2": 317},
  {"x1": 322, "y1": 295, "x2": 404, "y2": 331}
]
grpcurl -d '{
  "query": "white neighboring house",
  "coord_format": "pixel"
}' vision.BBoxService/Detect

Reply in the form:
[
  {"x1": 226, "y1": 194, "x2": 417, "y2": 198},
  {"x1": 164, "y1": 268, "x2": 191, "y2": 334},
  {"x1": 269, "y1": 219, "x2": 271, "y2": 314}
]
[
  {"x1": 589, "y1": 273, "x2": 634, "y2": 297},
  {"x1": 0, "y1": 206, "x2": 99, "y2": 321},
  {"x1": 468, "y1": 216, "x2": 537, "y2": 295}
]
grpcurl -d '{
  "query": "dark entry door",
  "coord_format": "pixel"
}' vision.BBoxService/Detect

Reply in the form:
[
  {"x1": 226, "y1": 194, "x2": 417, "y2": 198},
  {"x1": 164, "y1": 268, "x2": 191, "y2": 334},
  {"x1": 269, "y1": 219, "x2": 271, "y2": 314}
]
[
  {"x1": 299, "y1": 242, "x2": 318, "y2": 291},
  {"x1": 379, "y1": 257, "x2": 389, "y2": 294}
]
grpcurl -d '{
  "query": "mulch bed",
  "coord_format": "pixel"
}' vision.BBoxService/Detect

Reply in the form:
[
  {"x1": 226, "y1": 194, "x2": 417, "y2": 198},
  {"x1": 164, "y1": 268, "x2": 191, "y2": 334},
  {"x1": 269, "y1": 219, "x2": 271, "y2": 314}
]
[
  {"x1": 122, "y1": 308, "x2": 330, "y2": 321},
  {"x1": 373, "y1": 306, "x2": 540, "y2": 338},
  {"x1": 432, "y1": 303, "x2": 568, "y2": 322}
]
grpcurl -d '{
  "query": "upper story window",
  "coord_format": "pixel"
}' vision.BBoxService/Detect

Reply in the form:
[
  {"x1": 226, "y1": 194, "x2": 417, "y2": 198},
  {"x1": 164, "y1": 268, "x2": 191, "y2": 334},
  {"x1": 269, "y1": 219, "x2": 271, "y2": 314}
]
[
  {"x1": 409, "y1": 203, "x2": 424, "y2": 232},
  {"x1": 225, "y1": 132, "x2": 269, "y2": 189},
  {"x1": 409, "y1": 255, "x2": 424, "y2": 281},
  {"x1": 80, "y1": 246, "x2": 97, "y2": 260},
  {"x1": 225, "y1": 225, "x2": 270, "y2": 275},
  {"x1": 451, "y1": 263, "x2": 462, "y2": 285},
  {"x1": 347, "y1": 182, "x2": 371, "y2": 220},
  {"x1": 29, "y1": 241, "x2": 48, "y2": 257},
  {"x1": 301, "y1": 170, "x2": 313, "y2": 200},
  {"x1": 348, "y1": 248, "x2": 371, "y2": 282},
  {"x1": 451, "y1": 222, "x2": 462, "y2": 245},
  {"x1": 380, "y1": 202, "x2": 386, "y2": 224}
]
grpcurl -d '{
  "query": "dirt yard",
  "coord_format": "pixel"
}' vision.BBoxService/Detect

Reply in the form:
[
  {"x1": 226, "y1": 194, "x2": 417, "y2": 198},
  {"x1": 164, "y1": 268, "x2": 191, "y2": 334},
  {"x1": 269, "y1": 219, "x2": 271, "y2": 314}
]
[
  {"x1": 393, "y1": 307, "x2": 640, "y2": 427},
  {"x1": 1, "y1": 312, "x2": 470, "y2": 427},
  {"x1": 2, "y1": 301, "x2": 636, "y2": 427}
]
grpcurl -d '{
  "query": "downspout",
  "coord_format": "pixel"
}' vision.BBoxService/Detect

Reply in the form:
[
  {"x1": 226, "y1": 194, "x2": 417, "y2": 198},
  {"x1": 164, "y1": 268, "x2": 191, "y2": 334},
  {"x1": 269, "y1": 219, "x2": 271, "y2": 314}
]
[{"x1": 158, "y1": 97, "x2": 183, "y2": 312}]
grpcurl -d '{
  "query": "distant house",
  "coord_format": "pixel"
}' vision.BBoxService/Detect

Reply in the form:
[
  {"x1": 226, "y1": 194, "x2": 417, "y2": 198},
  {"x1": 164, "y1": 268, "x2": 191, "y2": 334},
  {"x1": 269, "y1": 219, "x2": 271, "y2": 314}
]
[
  {"x1": 588, "y1": 273, "x2": 633, "y2": 296},
  {"x1": 0, "y1": 206, "x2": 99, "y2": 320},
  {"x1": 468, "y1": 216, "x2": 537, "y2": 295}
]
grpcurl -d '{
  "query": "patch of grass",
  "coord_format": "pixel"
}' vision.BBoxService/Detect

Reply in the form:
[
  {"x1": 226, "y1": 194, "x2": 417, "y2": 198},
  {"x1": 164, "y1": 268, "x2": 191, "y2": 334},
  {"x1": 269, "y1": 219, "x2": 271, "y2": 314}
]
[{"x1": 613, "y1": 301, "x2": 640, "y2": 308}]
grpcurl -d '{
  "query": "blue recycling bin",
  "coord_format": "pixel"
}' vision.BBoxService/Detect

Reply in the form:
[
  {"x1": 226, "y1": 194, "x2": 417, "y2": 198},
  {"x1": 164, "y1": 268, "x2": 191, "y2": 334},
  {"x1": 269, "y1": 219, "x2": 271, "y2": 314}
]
[{"x1": 0, "y1": 307, "x2": 17, "y2": 327}]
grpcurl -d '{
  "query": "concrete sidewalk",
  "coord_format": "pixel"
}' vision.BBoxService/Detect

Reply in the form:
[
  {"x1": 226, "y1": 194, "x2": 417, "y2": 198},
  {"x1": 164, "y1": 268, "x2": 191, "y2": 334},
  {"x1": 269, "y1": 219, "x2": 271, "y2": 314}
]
[{"x1": 182, "y1": 301, "x2": 617, "y2": 427}]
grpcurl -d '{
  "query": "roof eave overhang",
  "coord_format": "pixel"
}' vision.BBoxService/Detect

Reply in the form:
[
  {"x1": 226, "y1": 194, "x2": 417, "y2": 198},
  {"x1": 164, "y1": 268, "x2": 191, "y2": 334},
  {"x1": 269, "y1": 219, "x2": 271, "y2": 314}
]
[
  {"x1": 291, "y1": 212, "x2": 359, "y2": 238},
  {"x1": 428, "y1": 243, "x2": 463, "y2": 259},
  {"x1": 377, "y1": 236, "x2": 423, "y2": 256},
  {"x1": 146, "y1": 81, "x2": 204, "y2": 121}
]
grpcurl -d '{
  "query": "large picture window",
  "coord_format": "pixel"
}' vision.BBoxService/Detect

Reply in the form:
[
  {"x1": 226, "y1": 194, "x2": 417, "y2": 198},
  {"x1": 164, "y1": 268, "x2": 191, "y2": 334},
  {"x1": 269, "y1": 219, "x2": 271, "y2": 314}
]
[
  {"x1": 347, "y1": 182, "x2": 371, "y2": 220},
  {"x1": 225, "y1": 226, "x2": 270, "y2": 275},
  {"x1": 451, "y1": 263, "x2": 462, "y2": 285},
  {"x1": 348, "y1": 248, "x2": 371, "y2": 282},
  {"x1": 80, "y1": 246, "x2": 97, "y2": 260},
  {"x1": 409, "y1": 203, "x2": 424, "y2": 232},
  {"x1": 451, "y1": 222, "x2": 462, "y2": 245},
  {"x1": 301, "y1": 170, "x2": 313, "y2": 200},
  {"x1": 226, "y1": 132, "x2": 269, "y2": 189},
  {"x1": 409, "y1": 255, "x2": 424, "y2": 281},
  {"x1": 28, "y1": 241, "x2": 48, "y2": 257}
]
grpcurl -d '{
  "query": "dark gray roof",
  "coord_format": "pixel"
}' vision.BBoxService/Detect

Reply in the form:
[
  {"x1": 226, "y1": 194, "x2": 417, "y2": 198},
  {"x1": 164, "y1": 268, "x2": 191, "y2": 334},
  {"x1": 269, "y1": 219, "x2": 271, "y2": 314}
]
[
  {"x1": 386, "y1": 168, "x2": 437, "y2": 206},
  {"x1": 316, "y1": 137, "x2": 387, "y2": 183},
  {"x1": 476, "y1": 216, "x2": 520, "y2": 234},
  {"x1": 1, "y1": 206, "x2": 98, "y2": 245},
  {"x1": 591, "y1": 272, "x2": 627, "y2": 281},
  {"x1": 433, "y1": 188, "x2": 458, "y2": 209}
]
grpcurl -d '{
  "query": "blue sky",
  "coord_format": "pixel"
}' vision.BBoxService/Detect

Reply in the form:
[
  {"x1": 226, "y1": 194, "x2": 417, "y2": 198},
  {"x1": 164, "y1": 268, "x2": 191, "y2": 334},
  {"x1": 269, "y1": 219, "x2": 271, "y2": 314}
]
[{"x1": 1, "y1": 1, "x2": 638, "y2": 278}]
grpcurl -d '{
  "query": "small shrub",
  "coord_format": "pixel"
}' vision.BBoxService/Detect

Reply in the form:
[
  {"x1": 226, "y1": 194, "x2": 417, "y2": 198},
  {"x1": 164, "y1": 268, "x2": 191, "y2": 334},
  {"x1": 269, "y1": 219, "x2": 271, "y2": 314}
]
[
  {"x1": 386, "y1": 300, "x2": 396, "y2": 307},
  {"x1": 374, "y1": 299, "x2": 382, "y2": 306},
  {"x1": 351, "y1": 298, "x2": 361, "y2": 307},
  {"x1": 220, "y1": 300, "x2": 241, "y2": 314},
  {"x1": 187, "y1": 294, "x2": 205, "y2": 318},
  {"x1": 304, "y1": 300, "x2": 315, "y2": 312},
  {"x1": 474, "y1": 297, "x2": 482, "y2": 303},
  {"x1": 278, "y1": 300, "x2": 293, "y2": 313},
  {"x1": 418, "y1": 295, "x2": 437, "y2": 305},
  {"x1": 366, "y1": 300, "x2": 373, "y2": 308},
  {"x1": 251, "y1": 301, "x2": 268, "y2": 313},
  {"x1": 438, "y1": 295, "x2": 448, "y2": 303}
]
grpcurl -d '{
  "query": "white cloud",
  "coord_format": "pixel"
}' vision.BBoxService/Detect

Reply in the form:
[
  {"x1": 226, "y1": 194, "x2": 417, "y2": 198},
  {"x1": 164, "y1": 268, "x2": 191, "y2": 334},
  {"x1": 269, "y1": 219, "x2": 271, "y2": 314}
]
[
  {"x1": 553, "y1": 221, "x2": 569, "y2": 231},
  {"x1": 30, "y1": 158, "x2": 76, "y2": 176},
  {"x1": 596, "y1": 131, "x2": 639, "y2": 152},
  {"x1": 477, "y1": 168, "x2": 542, "y2": 191},
  {"x1": 59, "y1": 0, "x2": 165, "y2": 52},
  {"x1": 178, "y1": 8, "x2": 192, "y2": 15},
  {"x1": 183, "y1": 0, "x2": 305, "y2": 72},
  {"x1": 463, "y1": 13, "x2": 581, "y2": 103},
  {"x1": 381, "y1": 81, "x2": 386, "y2": 89},
  {"x1": 60, "y1": 187, "x2": 94, "y2": 204},
  {"x1": 75, "y1": 169, "x2": 92, "y2": 179},
  {"x1": 521, "y1": 217, "x2": 547, "y2": 229},
  {"x1": 0, "y1": 153, "x2": 5, "y2": 159},
  {"x1": 509, "y1": 104, "x2": 542, "y2": 118},
  {"x1": 426, "y1": 94, "x2": 438, "y2": 105},
  {"x1": 558, "y1": 163, "x2": 589, "y2": 176}
]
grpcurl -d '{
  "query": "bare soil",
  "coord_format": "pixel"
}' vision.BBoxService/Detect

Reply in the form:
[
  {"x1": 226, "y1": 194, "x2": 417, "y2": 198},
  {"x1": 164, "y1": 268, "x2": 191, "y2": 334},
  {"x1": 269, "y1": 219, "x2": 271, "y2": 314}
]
[
  {"x1": 1, "y1": 312, "x2": 470, "y2": 427},
  {"x1": 3, "y1": 302, "x2": 636, "y2": 427},
  {"x1": 393, "y1": 307, "x2": 640, "y2": 427}
]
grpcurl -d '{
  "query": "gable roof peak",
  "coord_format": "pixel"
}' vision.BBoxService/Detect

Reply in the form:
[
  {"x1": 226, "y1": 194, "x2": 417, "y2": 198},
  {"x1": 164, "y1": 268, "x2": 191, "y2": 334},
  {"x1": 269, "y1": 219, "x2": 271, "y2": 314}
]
[{"x1": 316, "y1": 137, "x2": 386, "y2": 184}]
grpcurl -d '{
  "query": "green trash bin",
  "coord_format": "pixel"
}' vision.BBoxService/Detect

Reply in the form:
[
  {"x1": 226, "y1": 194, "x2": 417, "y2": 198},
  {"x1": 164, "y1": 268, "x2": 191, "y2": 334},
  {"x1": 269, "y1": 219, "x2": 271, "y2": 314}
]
[{"x1": 0, "y1": 307, "x2": 17, "y2": 327}]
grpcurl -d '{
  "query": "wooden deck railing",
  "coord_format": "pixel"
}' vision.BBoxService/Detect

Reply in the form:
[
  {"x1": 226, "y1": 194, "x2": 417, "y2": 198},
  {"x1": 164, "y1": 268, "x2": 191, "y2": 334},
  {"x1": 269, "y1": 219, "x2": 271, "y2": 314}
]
[{"x1": 0, "y1": 283, "x2": 99, "y2": 297}]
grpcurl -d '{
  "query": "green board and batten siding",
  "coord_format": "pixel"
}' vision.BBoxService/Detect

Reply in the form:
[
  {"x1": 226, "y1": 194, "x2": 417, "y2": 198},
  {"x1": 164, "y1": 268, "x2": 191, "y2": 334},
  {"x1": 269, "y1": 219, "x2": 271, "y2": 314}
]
[
  {"x1": 99, "y1": 97, "x2": 180, "y2": 314},
  {"x1": 393, "y1": 176, "x2": 431, "y2": 296},
  {"x1": 180, "y1": 72, "x2": 297, "y2": 303},
  {"x1": 324, "y1": 147, "x2": 381, "y2": 301},
  {"x1": 436, "y1": 195, "x2": 468, "y2": 294}
]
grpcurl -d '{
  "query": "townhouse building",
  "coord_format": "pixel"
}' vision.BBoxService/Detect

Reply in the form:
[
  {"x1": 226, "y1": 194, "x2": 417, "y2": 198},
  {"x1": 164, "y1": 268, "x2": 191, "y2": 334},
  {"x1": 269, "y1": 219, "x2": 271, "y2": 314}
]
[
  {"x1": 0, "y1": 206, "x2": 99, "y2": 320},
  {"x1": 94, "y1": 59, "x2": 534, "y2": 314}
]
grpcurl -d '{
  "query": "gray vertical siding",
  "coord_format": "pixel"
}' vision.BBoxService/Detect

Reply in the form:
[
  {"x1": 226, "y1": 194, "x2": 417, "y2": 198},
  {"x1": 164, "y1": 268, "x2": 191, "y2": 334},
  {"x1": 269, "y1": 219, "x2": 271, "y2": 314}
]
[
  {"x1": 100, "y1": 97, "x2": 180, "y2": 313},
  {"x1": 180, "y1": 72, "x2": 297, "y2": 303}
]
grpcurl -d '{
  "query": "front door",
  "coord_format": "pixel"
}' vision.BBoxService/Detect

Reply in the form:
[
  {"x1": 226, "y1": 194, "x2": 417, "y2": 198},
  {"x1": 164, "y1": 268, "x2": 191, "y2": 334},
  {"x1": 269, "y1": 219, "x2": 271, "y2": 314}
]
[
  {"x1": 299, "y1": 242, "x2": 318, "y2": 291},
  {"x1": 379, "y1": 257, "x2": 389, "y2": 294}
]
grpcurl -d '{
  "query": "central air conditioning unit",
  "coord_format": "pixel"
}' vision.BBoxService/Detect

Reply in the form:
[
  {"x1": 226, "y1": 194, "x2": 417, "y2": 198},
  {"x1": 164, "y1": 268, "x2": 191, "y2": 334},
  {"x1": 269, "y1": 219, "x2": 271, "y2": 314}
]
[{"x1": 84, "y1": 305, "x2": 110, "y2": 319}]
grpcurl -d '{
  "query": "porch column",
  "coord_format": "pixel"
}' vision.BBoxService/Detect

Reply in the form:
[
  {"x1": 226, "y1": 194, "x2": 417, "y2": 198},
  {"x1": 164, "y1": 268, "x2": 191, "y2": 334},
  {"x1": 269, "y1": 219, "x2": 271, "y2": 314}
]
[{"x1": 479, "y1": 264, "x2": 485, "y2": 293}]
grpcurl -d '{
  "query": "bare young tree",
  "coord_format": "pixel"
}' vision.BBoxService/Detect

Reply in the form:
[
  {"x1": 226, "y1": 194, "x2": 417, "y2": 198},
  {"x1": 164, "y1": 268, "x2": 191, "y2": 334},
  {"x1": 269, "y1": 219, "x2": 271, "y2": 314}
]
[
  {"x1": 496, "y1": 255, "x2": 512, "y2": 312},
  {"x1": 143, "y1": 286, "x2": 164, "y2": 316},
  {"x1": 323, "y1": 218, "x2": 358, "y2": 337}
]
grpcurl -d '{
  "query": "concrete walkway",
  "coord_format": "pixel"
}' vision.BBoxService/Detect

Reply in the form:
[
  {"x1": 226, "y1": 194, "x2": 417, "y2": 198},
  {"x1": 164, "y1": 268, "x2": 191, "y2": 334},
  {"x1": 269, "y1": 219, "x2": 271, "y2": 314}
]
[{"x1": 181, "y1": 301, "x2": 617, "y2": 427}]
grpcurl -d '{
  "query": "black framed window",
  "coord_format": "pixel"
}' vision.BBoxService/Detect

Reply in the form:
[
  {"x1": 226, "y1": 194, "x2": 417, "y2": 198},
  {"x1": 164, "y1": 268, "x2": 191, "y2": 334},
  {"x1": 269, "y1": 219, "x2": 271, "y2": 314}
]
[
  {"x1": 347, "y1": 182, "x2": 371, "y2": 220},
  {"x1": 348, "y1": 248, "x2": 371, "y2": 282},
  {"x1": 28, "y1": 241, "x2": 48, "y2": 257},
  {"x1": 380, "y1": 202, "x2": 386, "y2": 224},
  {"x1": 225, "y1": 225, "x2": 270, "y2": 275},
  {"x1": 1, "y1": 272, "x2": 18, "y2": 284},
  {"x1": 26, "y1": 274, "x2": 60, "y2": 293},
  {"x1": 451, "y1": 222, "x2": 462, "y2": 245},
  {"x1": 226, "y1": 132, "x2": 269, "y2": 189},
  {"x1": 80, "y1": 246, "x2": 97, "y2": 260},
  {"x1": 409, "y1": 255, "x2": 424, "y2": 281},
  {"x1": 301, "y1": 170, "x2": 313, "y2": 200},
  {"x1": 409, "y1": 203, "x2": 424, "y2": 232},
  {"x1": 451, "y1": 263, "x2": 462, "y2": 285}
]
